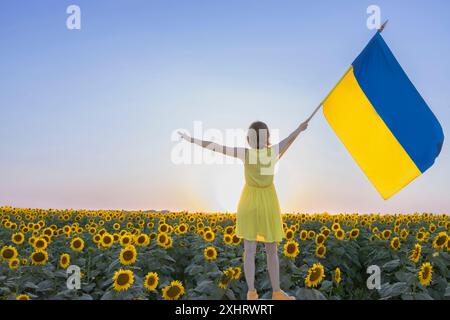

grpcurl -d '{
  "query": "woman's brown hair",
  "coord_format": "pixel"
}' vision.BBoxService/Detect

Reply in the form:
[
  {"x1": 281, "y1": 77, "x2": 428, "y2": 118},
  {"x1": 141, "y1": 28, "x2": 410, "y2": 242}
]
[{"x1": 247, "y1": 121, "x2": 270, "y2": 149}]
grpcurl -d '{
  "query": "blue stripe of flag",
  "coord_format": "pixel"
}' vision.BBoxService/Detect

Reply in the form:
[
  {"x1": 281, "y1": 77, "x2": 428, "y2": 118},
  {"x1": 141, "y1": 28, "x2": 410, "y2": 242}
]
[{"x1": 352, "y1": 32, "x2": 444, "y2": 173}]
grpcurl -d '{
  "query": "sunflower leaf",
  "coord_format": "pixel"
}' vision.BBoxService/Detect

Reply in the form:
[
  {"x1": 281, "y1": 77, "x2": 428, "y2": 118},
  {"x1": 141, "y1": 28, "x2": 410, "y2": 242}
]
[
  {"x1": 77, "y1": 294, "x2": 94, "y2": 300},
  {"x1": 37, "y1": 279, "x2": 54, "y2": 292},
  {"x1": 100, "y1": 290, "x2": 114, "y2": 300},
  {"x1": 106, "y1": 259, "x2": 120, "y2": 273},
  {"x1": 295, "y1": 288, "x2": 327, "y2": 300},
  {"x1": 382, "y1": 259, "x2": 401, "y2": 272},
  {"x1": 414, "y1": 292, "x2": 434, "y2": 300},
  {"x1": 23, "y1": 281, "x2": 39, "y2": 290},
  {"x1": 225, "y1": 288, "x2": 236, "y2": 300},
  {"x1": 83, "y1": 282, "x2": 96, "y2": 293},
  {"x1": 379, "y1": 282, "x2": 408, "y2": 298},
  {"x1": 445, "y1": 286, "x2": 450, "y2": 297},
  {"x1": 320, "y1": 280, "x2": 332, "y2": 291},
  {"x1": 194, "y1": 280, "x2": 215, "y2": 294}
]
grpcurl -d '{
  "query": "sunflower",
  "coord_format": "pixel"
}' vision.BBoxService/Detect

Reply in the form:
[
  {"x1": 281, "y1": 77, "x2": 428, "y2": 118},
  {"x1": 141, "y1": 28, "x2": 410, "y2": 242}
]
[
  {"x1": 156, "y1": 232, "x2": 168, "y2": 247},
  {"x1": 149, "y1": 232, "x2": 157, "y2": 241},
  {"x1": 9, "y1": 258, "x2": 20, "y2": 270},
  {"x1": 322, "y1": 228, "x2": 331, "y2": 237},
  {"x1": 232, "y1": 267, "x2": 241, "y2": 280},
  {"x1": 224, "y1": 226, "x2": 234, "y2": 235},
  {"x1": 400, "y1": 229, "x2": 409, "y2": 240},
  {"x1": 158, "y1": 223, "x2": 169, "y2": 234},
  {"x1": 120, "y1": 234, "x2": 133, "y2": 246},
  {"x1": 11, "y1": 232, "x2": 25, "y2": 245},
  {"x1": 33, "y1": 237, "x2": 48, "y2": 250},
  {"x1": 113, "y1": 223, "x2": 121, "y2": 231},
  {"x1": 70, "y1": 237, "x2": 85, "y2": 252},
  {"x1": 315, "y1": 233, "x2": 326, "y2": 245},
  {"x1": 416, "y1": 231, "x2": 427, "y2": 242},
  {"x1": 232, "y1": 234, "x2": 241, "y2": 246},
  {"x1": 432, "y1": 232, "x2": 448, "y2": 249},
  {"x1": 162, "y1": 280, "x2": 185, "y2": 300},
  {"x1": 135, "y1": 234, "x2": 150, "y2": 247},
  {"x1": 331, "y1": 223, "x2": 340, "y2": 231},
  {"x1": 382, "y1": 229, "x2": 392, "y2": 240},
  {"x1": 144, "y1": 272, "x2": 159, "y2": 291},
  {"x1": 28, "y1": 236, "x2": 36, "y2": 245},
  {"x1": 390, "y1": 237, "x2": 401, "y2": 250},
  {"x1": 204, "y1": 246, "x2": 218, "y2": 261},
  {"x1": 93, "y1": 234, "x2": 102, "y2": 244},
  {"x1": 1, "y1": 245, "x2": 18, "y2": 260},
  {"x1": 218, "y1": 269, "x2": 234, "y2": 289},
  {"x1": 334, "y1": 229, "x2": 345, "y2": 240},
  {"x1": 42, "y1": 234, "x2": 51, "y2": 244},
  {"x1": 283, "y1": 240, "x2": 299, "y2": 258},
  {"x1": 203, "y1": 230, "x2": 215, "y2": 242},
  {"x1": 16, "y1": 294, "x2": 31, "y2": 300},
  {"x1": 223, "y1": 234, "x2": 233, "y2": 245},
  {"x1": 429, "y1": 223, "x2": 436, "y2": 233},
  {"x1": 162, "y1": 236, "x2": 173, "y2": 249},
  {"x1": 59, "y1": 253, "x2": 70, "y2": 269},
  {"x1": 112, "y1": 269, "x2": 134, "y2": 291},
  {"x1": 101, "y1": 233, "x2": 114, "y2": 248},
  {"x1": 299, "y1": 230, "x2": 308, "y2": 241},
  {"x1": 119, "y1": 245, "x2": 137, "y2": 265},
  {"x1": 30, "y1": 250, "x2": 49, "y2": 265},
  {"x1": 334, "y1": 267, "x2": 341, "y2": 285},
  {"x1": 315, "y1": 245, "x2": 326, "y2": 258},
  {"x1": 305, "y1": 263, "x2": 325, "y2": 288},
  {"x1": 418, "y1": 262, "x2": 433, "y2": 286},
  {"x1": 285, "y1": 229, "x2": 295, "y2": 240},
  {"x1": 112, "y1": 233, "x2": 120, "y2": 243},
  {"x1": 409, "y1": 243, "x2": 422, "y2": 263},
  {"x1": 178, "y1": 223, "x2": 188, "y2": 234},
  {"x1": 349, "y1": 228, "x2": 360, "y2": 239}
]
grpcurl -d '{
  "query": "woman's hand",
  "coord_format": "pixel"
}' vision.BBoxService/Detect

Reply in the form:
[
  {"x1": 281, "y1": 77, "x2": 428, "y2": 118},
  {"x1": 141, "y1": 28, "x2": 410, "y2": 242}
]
[
  {"x1": 178, "y1": 131, "x2": 192, "y2": 143},
  {"x1": 299, "y1": 121, "x2": 309, "y2": 132}
]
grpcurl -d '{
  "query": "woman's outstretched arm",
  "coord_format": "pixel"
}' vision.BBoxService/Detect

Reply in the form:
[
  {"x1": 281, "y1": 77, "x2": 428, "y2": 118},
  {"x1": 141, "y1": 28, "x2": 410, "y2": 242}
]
[
  {"x1": 274, "y1": 121, "x2": 309, "y2": 159},
  {"x1": 178, "y1": 131, "x2": 247, "y2": 161}
]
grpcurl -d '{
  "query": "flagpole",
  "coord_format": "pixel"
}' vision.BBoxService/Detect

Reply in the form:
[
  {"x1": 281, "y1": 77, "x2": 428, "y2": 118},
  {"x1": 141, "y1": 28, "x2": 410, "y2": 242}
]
[{"x1": 305, "y1": 20, "x2": 389, "y2": 124}]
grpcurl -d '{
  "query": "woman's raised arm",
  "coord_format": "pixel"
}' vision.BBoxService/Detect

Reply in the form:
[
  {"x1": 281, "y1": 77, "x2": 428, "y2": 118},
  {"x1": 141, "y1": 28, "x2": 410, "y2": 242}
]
[
  {"x1": 178, "y1": 131, "x2": 247, "y2": 161},
  {"x1": 273, "y1": 121, "x2": 308, "y2": 159}
]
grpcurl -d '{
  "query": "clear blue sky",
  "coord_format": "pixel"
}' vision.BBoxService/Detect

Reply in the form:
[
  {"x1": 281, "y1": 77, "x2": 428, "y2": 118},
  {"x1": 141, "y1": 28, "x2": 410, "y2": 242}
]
[{"x1": 1, "y1": 0, "x2": 449, "y2": 213}]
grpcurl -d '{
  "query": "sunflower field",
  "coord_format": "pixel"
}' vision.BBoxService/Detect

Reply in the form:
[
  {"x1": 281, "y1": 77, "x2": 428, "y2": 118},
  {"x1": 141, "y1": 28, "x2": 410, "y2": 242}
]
[{"x1": 0, "y1": 206, "x2": 449, "y2": 300}]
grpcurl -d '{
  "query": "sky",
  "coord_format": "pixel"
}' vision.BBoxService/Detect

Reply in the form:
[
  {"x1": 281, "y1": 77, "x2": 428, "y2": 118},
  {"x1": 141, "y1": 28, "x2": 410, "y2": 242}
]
[{"x1": 0, "y1": 0, "x2": 449, "y2": 213}]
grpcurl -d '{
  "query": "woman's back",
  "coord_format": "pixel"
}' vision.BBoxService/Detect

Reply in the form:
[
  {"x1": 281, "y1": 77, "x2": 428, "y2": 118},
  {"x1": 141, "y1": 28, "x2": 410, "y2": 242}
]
[{"x1": 244, "y1": 147, "x2": 278, "y2": 188}]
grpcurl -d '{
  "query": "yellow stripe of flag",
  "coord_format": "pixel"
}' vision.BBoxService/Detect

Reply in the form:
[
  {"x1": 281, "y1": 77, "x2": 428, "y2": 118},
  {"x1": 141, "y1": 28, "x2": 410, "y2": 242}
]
[{"x1": 323, "y1": 67, "x2": 421, "y2": 199}]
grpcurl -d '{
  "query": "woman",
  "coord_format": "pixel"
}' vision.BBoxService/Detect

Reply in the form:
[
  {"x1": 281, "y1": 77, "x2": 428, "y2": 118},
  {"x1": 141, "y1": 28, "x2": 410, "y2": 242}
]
[{"x1": 179, "y1": 119, "x2": 308, "y2": 300}]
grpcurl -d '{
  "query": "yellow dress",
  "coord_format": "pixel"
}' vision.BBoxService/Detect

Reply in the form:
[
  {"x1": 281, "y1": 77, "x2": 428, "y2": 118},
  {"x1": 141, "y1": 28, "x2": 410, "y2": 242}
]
[{"x1": 235, "y1": 146, "x2": 284, "y2": 243}]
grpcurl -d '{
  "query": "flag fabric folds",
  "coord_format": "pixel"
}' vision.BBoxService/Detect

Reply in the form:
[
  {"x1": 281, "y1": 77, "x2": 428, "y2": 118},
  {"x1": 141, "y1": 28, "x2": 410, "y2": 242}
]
[{"x1": 323, "y1": 32, "x2": 444, "y2": 199}]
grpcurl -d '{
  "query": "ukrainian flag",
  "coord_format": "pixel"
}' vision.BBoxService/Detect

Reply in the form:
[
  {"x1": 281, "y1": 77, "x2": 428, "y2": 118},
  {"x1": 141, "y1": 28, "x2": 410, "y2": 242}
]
[{"x1": 323, "y1": 32, "x2": 444, "y2": 199}]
